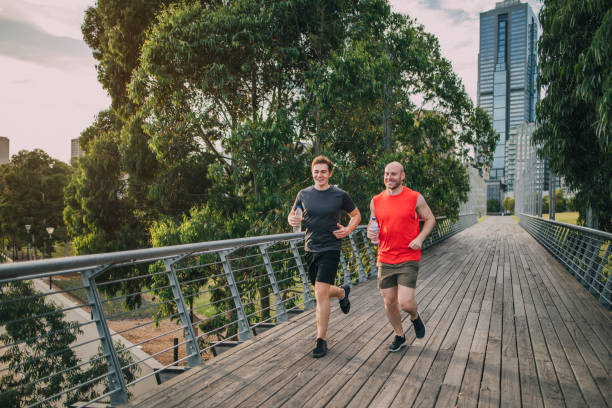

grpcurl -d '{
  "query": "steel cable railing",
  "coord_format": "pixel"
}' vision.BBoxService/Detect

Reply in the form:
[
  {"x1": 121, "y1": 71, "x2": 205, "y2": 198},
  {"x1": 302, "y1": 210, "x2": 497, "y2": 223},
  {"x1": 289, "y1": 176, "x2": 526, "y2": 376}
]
[
  {"x1": 519, "y1": 213, "x2": 611, "y2": 309},
  {"x1": 0, "y1": 215, "x2": 476, "y2": 406}
]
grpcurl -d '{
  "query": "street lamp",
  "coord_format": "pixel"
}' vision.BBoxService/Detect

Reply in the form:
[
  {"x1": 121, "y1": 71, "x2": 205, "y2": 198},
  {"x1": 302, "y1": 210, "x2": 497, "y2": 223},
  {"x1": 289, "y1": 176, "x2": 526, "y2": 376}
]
[
  {"x1": 25, "y1": 225, "x2": 31, "y2": 260},
  {"x1": 46, "y1": 226, "x2": 54, "y2": 289}
]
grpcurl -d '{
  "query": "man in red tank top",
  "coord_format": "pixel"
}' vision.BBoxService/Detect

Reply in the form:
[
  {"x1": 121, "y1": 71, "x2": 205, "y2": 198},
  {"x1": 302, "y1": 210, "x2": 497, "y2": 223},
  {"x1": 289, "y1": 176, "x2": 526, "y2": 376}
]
[{"x1": 367, "y1": 162, "x2": 436, "y2": 351}]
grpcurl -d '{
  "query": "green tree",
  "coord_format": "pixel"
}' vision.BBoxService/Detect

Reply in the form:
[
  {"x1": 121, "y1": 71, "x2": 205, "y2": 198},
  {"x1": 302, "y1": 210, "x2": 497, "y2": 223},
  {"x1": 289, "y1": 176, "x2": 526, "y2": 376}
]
[
  {"x1": 141, "y1": 0, "x2": 496, "y2": 334},
  {"x1": 502, "y1": 197, "x2": 515, "y2": 214},
  {"x1": 0, "y1": 150, "x2": 72, "y2": 259},
  {"x1": 0, "y1": 281, "x2": 139, "y2": 406},
  {"x1": 487, "y1": 198, "x2": 500, "y2": 213},
  {"x1": 534, "y1": 0, "x2": 612, "y2": 231}
]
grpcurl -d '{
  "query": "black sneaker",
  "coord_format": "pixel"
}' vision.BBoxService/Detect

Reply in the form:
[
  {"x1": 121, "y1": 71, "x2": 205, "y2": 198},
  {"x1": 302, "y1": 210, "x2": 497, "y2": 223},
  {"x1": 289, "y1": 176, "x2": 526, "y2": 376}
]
[
  {"x1": 339, "y1": 284, "x2": 351, "y2": 314},
  {"x1": 412, "y1": 312, "x2": 425, "y2": 339},
  {"x1": 313, "y1": 338, "x2": 328, "y2": 358},
  {"x1": 388, "y1": 335, "x2": 407, "y2": 352}
]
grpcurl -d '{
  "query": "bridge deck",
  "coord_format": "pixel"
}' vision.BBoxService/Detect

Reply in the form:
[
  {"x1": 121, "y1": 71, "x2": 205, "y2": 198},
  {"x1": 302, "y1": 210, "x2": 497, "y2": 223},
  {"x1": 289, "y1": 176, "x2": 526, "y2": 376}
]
[{"x1": 129, "y1": 217, "x2": 611, "y2": 408}]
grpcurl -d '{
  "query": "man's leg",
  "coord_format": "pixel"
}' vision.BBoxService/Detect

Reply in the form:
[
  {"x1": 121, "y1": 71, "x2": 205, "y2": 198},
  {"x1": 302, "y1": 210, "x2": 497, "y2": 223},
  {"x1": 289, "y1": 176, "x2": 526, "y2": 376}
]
[
  {"x1": 380, "y1": 286, "x2": 403, "y2": 336},
  {"x1": 397, "y1": 285, "x2": 418, "y2": 319},
  {"x1": 314, "y1": 282, "x2": 344, "y2": 339},
  {"x1": 398, "y1": 284, "x2": 425, "y2": 338}
]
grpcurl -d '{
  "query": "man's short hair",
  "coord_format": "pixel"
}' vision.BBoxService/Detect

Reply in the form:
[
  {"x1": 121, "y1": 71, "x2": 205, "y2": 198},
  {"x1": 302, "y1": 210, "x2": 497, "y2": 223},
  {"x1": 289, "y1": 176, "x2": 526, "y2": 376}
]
[{"x1": 311, "y1": 155, "x2": 333, "y2": 172}]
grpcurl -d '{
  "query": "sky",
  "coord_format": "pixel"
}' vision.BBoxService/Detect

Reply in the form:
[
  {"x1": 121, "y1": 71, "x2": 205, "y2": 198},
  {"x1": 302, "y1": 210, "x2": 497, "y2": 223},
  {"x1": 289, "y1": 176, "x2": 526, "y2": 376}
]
[{"x1": 0, "y1": 0, "x2": 542, "y2": 163}]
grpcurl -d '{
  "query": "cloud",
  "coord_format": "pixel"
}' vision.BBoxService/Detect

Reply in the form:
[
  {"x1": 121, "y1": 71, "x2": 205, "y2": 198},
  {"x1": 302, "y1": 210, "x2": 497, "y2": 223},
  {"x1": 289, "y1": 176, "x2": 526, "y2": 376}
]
[{"x1": 0, "y1": 16, "x2": 91, "y2": 68}]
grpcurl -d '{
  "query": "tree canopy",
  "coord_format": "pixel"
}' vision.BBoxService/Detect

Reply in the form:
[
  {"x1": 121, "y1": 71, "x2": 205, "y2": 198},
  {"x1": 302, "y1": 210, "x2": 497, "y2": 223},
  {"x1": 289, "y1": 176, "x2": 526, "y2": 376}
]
[
  {"x1": 534, "y1": 0, "x2": 612, "y2": 231},
  {"x1": 68, "y1": 0, "x2": 497, "y2": 259},
  {"x1": 0, "y1": 150, "x2": 72, "y2": 257}
]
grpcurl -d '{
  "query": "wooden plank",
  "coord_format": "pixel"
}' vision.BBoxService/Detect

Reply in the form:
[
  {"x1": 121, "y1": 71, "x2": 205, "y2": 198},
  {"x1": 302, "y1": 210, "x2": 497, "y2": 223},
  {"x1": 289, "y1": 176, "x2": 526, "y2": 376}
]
[
  {"x1": 325, "y1": 237, "x2": 482, "y2": 407},
  {"x1": 518, "y1": 239, "x2": 587, "y2": 407},
  {"x1": 522, "y1": 239, "x2": 607, "y2": 407},
  {"x1": 458, "y1": 233, "x2": 499, "y2": 408},
  {"x1": 501, "y1": 236, "x2": 521, "y2": 408},
  {"x1": 127, "y1": 217, "x2": 612, "y2": 408},
  {"x1": 386, "y1": 238, "x2": 488, "y2": 407},
  {"x1": 511, "y1": 235, "x2": 565, "y2": 408},
  {"x1": 436, "y1": 260, "x2": 490, "y2": 408},
  {"x1": 433, "y1": 236, "x2": 495, "y2": 408},
  {"x1": 330, "y1": 237, "x2": 486, "y2": 408},
  {"x1": 243, "y1": 235, "x2": 474, "y2": 408},
  {"x1": 194, "y1": 287, "x2": 383, "y2": 408},
  {"x1": 478, "y1": 231, "x2": 503, "y2": 408},
  {"x1": 131, "y1": 280, "x2": 377, "y2": 408}
]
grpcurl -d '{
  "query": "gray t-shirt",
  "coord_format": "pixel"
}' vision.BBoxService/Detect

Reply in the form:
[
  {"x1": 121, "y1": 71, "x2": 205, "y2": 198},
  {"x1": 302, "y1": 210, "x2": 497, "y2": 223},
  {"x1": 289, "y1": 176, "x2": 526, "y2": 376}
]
[{"x1": 293, "y1": 185, "x2": 356, "y2": 252}]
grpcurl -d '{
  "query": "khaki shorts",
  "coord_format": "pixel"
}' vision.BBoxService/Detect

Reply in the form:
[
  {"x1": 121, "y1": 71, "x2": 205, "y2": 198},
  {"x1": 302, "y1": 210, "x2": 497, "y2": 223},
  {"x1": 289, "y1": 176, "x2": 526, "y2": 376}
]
[{"x1": 378, "y1": 261, "x2": 419, "y2": 289}]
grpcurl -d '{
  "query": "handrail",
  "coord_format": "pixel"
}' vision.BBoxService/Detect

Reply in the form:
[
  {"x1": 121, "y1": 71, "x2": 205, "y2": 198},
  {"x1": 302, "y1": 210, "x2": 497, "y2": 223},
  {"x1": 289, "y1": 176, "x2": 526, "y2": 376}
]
[{"x1": 0, "y1": 232, "x2": 304, "y2": 280}]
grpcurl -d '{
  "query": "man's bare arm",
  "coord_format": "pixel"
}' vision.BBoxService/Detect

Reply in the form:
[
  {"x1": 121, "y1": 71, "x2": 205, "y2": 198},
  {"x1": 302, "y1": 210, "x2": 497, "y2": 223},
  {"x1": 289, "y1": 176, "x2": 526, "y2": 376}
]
[
  {"x1": 408, "y1": 194, "x2": 435, "y2": 250},
  {"x1": 333, "y1": 207, "x2": 361, "y2": 239}
]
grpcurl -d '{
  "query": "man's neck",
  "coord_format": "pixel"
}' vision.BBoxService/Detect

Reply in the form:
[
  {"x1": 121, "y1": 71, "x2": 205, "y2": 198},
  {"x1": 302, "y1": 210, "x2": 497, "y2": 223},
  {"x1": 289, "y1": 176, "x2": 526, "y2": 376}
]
[
  {"x1": 386, "y1": 185, "x2": 403, "y2": 196},
  {"x1": 314, "y1": 183, "x2": 331, "y2": 191}
]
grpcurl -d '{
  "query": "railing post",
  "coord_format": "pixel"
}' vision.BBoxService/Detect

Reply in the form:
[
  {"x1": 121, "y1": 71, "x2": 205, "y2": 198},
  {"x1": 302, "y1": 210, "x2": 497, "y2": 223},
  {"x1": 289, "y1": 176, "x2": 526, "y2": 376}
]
[
  {"x1": 163, "y1": 258, "x2": 202, "y2": 367},
  {"x1": 361, "y1": 229, "x2": 377, "y2": 278},
  {"x1": 289, "y1": 240, "x2": 315, "y2": 309},
  {"x1": 219, "y1": 250, "x2": 253, "y2": 341},
  {"x1": 339, "y1": 248, "x2": 351, "y2": 285},
  {"x1": 583, "y1": 235, "x2": 599, "y2": 291},
  {"x1": 349, "y1": 233, "x2": 367, "y2": 283},
  {"x1": 259, "y1": 243, "x2": 288, "y2": 323},
  {"x1": 597, "y1": 244, "x2": 612, "y2": 306},
  {"x1": 81, "y1": 266, "x2": 128, "y2": 406}
]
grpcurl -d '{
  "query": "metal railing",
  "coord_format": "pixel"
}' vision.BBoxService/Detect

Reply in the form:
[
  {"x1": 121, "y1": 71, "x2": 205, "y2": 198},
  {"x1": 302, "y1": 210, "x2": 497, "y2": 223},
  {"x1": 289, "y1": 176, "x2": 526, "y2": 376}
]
[
  {"x1": 519, "y1": 213, "x2": 612, "y2": 309},
  {"x1": 0, "y1": 215, "x2": 476, "y2": 407}
]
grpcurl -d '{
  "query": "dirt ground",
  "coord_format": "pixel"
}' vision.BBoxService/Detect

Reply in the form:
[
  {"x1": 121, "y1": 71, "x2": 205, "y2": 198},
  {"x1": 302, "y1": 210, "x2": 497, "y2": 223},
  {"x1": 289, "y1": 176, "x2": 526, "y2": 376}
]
[
  {"x1": 107, "y1": 319, "x2": 216, "y2": 367},
  {"x1": 107, "y1": 319, "x2": 215, "y2": 367}
]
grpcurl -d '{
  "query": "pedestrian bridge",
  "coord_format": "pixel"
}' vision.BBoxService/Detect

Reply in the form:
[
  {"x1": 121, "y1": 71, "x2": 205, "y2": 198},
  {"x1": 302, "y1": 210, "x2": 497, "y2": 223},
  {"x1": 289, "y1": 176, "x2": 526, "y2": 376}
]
[{"x1": 1, "y1": 215, "x2": 610, "y2": 407}]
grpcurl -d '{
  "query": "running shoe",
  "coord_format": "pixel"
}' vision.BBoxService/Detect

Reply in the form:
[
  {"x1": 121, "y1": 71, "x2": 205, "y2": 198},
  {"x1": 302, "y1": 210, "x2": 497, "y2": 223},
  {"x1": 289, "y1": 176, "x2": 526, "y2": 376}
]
[{"x1": 312, "y1": 338, "x2": 328, "y2": 358}]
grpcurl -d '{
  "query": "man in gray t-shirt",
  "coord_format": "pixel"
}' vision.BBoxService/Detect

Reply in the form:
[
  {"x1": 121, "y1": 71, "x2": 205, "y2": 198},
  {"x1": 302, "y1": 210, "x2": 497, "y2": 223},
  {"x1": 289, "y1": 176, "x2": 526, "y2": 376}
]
[{"x1": 288, "y1": 155, "x2": 361, "y2": 358}]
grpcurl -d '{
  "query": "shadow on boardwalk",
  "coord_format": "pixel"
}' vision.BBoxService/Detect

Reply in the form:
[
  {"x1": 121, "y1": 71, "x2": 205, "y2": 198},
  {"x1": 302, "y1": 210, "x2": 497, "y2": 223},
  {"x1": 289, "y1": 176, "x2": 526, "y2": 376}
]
[{"x1": 128, "y1": 217, "x2": 612, "y2": 408}]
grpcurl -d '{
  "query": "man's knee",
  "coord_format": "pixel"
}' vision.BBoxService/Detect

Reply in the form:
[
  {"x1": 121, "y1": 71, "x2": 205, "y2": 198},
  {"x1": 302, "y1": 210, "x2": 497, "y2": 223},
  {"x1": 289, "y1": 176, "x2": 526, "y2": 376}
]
[
  {"x1": 399, "y1": 296, "x2": 416, "y2": 312},
  {"x1": 314, "y1": 282, "x2": 330, "y2": 299},
  {"x1": 381, "y1": 293, "x2": 398, "y2": 308}
]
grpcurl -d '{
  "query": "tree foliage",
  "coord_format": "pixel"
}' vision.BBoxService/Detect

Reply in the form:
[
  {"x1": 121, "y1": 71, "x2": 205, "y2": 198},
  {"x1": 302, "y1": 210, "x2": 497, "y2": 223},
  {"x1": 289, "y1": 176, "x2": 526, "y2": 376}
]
[
  {"x1": 502, "y1": 197, "x2": 515, "y2": 214},
  {"x1": 487, "y1": 198, "x2": 500, "y2": 213},
  {"x1": 0, "y1": 281, "x2": 139, "y2": 406},
  {"x1": 70, "y1": 1, "x2": 496, "y2": 319},
  {"x1": 534, "y1": 0, "x2": 612, "y2": 231},
  {"x1": 0, "y1": 150, "x2": 72, "y2": 257}
]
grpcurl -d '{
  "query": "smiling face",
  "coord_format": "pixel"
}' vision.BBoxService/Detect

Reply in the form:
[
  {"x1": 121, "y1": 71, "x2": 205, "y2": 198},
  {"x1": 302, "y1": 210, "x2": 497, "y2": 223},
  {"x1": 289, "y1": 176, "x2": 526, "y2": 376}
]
[
  {"x1": 384, "y1": 162, "x2": 405, "y2": 193},
  {"x1": 312, "y1": 163, "x2": 332, "y2": 190}
]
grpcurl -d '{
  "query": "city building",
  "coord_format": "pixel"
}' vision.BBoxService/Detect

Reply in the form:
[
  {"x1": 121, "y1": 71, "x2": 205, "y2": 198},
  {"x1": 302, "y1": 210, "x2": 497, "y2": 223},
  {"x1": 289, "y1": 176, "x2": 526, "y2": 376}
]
[
  {"x1": 477, "y1": 0, "x2": 539, "y2": 201},
  {"x1": 70, "y1": 138, "x2": 83, "y2": 165},
  {"x1": 0, "y1": 137, "x2": 8, "y2": 164},
  {"x1": 460, "y1": 165, "x2": 487, "y2": 218}
]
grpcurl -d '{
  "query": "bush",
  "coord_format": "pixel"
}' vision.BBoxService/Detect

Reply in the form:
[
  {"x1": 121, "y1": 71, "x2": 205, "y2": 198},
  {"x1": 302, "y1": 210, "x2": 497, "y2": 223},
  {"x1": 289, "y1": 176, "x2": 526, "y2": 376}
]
[{"x1": 487, "y1": 198, "x2": 500, "y2": 213}]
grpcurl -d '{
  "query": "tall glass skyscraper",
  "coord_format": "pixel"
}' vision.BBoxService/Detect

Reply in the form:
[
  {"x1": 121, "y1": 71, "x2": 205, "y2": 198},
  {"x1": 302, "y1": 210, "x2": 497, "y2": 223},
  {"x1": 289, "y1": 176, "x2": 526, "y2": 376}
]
[{"x1": 478, "y1": 0, "x2": 538, "y2": 194}]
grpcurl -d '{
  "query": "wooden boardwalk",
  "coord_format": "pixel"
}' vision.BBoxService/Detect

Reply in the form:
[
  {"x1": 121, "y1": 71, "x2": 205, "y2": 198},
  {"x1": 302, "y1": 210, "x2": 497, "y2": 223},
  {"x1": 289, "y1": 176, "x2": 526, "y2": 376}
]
[{"x1": 129, "y1": 217, "x2": 611, "y2": 407}]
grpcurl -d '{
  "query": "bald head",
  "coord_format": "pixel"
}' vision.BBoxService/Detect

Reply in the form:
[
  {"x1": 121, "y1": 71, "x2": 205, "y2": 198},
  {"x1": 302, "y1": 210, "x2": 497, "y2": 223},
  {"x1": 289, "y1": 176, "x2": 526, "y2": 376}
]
[
  {"x1": 385, "y1": 161, "x2": 404, "y2": 174},
  {"x1": 383, "y1": 161, "x2": 405, "y2": 192}
]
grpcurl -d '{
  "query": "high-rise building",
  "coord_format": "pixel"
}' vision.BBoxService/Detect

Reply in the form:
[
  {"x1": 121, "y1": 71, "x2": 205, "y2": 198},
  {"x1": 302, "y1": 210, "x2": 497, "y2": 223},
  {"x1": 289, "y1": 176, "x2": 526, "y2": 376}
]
[
  {"x1": 70, "y1": 138, "x2": 83, "y2": 165},
  {"x1": 478, "y1": 0, "x2": 539, "y2": 198},
  {"x1": 0, "y1": 137, "x2": 8, "y2": 164}
]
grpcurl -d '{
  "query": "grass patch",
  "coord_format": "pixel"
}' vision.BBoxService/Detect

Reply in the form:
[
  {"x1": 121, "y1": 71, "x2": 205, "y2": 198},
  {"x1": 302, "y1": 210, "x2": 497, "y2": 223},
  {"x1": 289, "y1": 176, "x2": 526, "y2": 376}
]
[
  {"x1": 52, "y1": 276, "x2": 158, "y2": 320},
  {"x1": 542, "y1": 212, "x2": 579, "y2": 225}
]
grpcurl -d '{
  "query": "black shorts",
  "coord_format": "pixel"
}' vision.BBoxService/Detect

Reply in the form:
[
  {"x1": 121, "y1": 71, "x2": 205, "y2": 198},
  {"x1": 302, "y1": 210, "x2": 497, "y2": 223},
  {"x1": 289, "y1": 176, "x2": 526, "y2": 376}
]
[{"x1": 305, "y1": 250, "x2": 341, "y2": 285}]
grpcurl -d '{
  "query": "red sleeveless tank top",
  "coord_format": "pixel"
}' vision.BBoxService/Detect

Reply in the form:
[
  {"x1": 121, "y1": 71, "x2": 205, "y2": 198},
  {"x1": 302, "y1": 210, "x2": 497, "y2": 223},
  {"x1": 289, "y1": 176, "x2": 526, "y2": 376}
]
[{"x1": 373, "y1": 186, "x2": 420, "y2": 263}]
